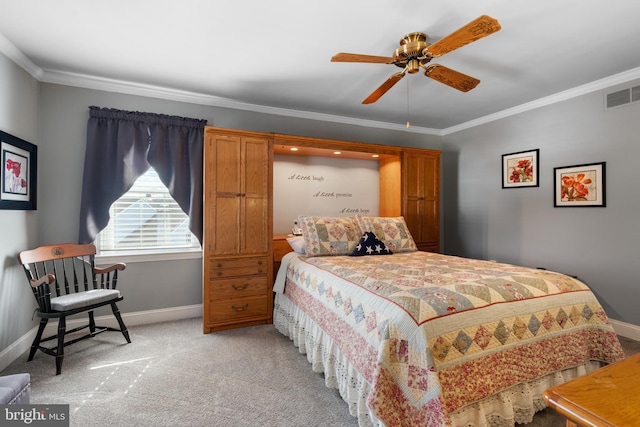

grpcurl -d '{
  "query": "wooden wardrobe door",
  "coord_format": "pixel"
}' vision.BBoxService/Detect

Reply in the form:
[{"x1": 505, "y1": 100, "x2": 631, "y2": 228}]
[{"x1": 403, "y1": 152, "x2": 440, "y2": 252}]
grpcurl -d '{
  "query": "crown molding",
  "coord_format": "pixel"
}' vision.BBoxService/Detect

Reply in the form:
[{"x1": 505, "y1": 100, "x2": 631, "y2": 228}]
[
  {"x1": 442, "y1": 67, "x2": 640, "y2": 135},
  {"x1": 0, "y1": 33, "x2": 43, "y2": 79},
  {"x1": 40, "y1": 69, "x2": 442, "y2": 136}
]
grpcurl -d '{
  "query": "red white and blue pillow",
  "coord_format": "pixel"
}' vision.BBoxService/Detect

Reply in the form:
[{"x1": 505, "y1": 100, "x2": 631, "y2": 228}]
[{"x1": 350, "y1": 231, "x2": 393, "y2": 256}]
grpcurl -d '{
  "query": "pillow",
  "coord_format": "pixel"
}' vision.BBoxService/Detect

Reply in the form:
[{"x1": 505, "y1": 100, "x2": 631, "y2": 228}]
[
  {"x1": 298, "y1": 216, "x2": 362, "y2": 257},
  {"x1": 350, "y1": 231, "x2": 392, "y2": 256},
  {"x1": 286, "y1": 236, "x2": 306, "y2": 255},
  {"x1": 355, "y1": 215, "x2": 417, "y2": 253}
]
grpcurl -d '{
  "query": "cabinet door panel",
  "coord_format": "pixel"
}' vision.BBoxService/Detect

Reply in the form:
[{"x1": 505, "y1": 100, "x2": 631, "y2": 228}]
[
  {"x1": 420, "y1": 199, "x2": 439, "y2": 244},
  {"x1": 421, "y1": 157, "x2": 438, "y2": 198},
  {"x1": 241, "y1": 137, "x2": 270, "y2": 254},
  {"x1": 214, "y1": 138, "x2": 241, "y2": 195},
  {"x1": 211, "y1": 196, "x2": 239, "y2": 254},
  {"x1": 404, "y1": 156, "x2": 423, "y2": 198},
  {"x1": 244, "y1": 138, "x2": 270, "y2": 197},
  {"x1": 242, "y1": 196, "x2": 269, "y2": 253}
]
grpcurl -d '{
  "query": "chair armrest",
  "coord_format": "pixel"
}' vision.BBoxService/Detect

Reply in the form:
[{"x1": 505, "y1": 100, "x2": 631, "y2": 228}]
[
  {"x1": 94, "y1": 263, "x2": 126, "y2": 290},
  {"x1": 94, "y1": 263, "x2": 126, "y2": 275},
  {"x1": 30, "y1": 274, "x2": 55, "y2": 288}
]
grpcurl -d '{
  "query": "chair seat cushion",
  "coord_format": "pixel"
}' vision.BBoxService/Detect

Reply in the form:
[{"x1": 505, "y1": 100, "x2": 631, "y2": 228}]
[
  {"x1": 51, "y1": 289, "x2": 121, "y2": 311},
  {"x1": 0, "y1": 373, "x2": 30, "y2": 404}
]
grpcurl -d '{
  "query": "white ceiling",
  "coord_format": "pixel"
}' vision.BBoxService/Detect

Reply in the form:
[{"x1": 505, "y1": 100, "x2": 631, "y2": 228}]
[{"x1": 1, "y1": 0, "x2": 640, "y2": 134}]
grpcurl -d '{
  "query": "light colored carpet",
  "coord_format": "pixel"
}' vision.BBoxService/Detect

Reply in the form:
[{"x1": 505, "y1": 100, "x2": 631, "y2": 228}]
[{"x1": 1, "y1": 318, "x2": 638, "y2": 427}]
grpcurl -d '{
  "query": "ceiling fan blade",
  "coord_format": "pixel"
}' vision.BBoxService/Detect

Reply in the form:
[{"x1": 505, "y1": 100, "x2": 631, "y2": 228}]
[
  {"x1": 424, "y1": 64, "x2": 480, "y2": 92},
  {"x1": 331, "y1": 52, "x2": 395, "y2": 64},
  {"x1": 362, "y1": 72, "x2": 406, "y2": 104},
  {"x1": 424, "y1": 15, "x2": 501, "y2": 58}
]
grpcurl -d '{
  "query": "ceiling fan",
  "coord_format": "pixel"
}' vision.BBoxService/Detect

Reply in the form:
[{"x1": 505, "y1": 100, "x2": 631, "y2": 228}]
[{"x1": 331, "y1": 15, "x2": 501, "y2": 104}]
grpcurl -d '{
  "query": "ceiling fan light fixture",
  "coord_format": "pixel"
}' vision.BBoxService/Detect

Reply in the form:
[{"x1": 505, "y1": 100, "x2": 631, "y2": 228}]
[{"x1": 407, "y1": 59, "x2": 421, "y2": 74}]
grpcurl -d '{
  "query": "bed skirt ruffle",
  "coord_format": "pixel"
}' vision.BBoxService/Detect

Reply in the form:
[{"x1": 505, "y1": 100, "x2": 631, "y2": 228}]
[{"x1": 273, "y1": 292, "x2": 604, "y2": 427}]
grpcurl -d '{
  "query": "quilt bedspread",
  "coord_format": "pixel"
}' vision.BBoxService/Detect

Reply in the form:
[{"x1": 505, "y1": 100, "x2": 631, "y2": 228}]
[{"x1": 280, "y1": 251, "x2": 624, "y2": 426}]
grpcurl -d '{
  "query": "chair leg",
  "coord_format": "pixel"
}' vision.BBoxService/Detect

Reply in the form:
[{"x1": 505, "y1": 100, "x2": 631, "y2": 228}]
[
  {"x1": 29, "y1": 318, "x2": 48, "y2": 361},
  {"x1": 55, "y1": 316, "x2": 66, "y2": 375},
  {"x1": 88, "y1": 310, "x2": 96, "y2": 335},
  {"x1": 111, "y1": 302, "x2": 131, "y2": 343}
]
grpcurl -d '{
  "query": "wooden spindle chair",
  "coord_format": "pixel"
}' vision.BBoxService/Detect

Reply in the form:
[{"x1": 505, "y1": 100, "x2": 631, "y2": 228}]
[{"x1": 17, "y1": 243, "x2": 131, "y2": 375}]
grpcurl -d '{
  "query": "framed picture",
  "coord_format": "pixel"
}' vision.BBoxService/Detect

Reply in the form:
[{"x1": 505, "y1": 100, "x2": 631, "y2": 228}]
[
  {"x1": 554, "y1": 162, "x2": 606, "y2": 207},
  {"x1": 1, "y1": 130, "x2": 37, "y2": 210},
  {"x1": 502, "y1": 149, "x2": 539, "y2": 188}
]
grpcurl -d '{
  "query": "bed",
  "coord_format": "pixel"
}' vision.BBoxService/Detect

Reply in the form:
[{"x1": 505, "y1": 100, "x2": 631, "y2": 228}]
[{"x1": 272, "y1": 216, "x2": 624, "y2": 427}]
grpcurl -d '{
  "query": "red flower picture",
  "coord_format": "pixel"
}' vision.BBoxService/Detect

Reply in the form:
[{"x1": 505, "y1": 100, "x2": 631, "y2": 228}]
[
  {"x1": 502, "y1": 149, "x2": 539, "y2": 188},
  {"x1": 554, "y1": 162, "x2": 606, "y2": 207},
  {"x1": 560, "y1": 172, "x2": 593, "y2": 201}
]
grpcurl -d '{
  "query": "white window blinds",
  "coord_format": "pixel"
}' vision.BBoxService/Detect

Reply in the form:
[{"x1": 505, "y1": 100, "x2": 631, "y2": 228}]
[{"x1": 96, "y1": 168, "x2": 200, "y2": 252}]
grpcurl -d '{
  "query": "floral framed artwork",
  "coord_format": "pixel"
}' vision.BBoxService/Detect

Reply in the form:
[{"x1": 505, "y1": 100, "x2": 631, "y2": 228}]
[
  {"x1": 554, "y1": 162, "x2": 605, "y2": 207},
  {"x1": 1, "y1": 129, "x2": 37, "y2": 210},
  {"x1": 502, "y1": 149, "x2": 539, "y2": 188}
]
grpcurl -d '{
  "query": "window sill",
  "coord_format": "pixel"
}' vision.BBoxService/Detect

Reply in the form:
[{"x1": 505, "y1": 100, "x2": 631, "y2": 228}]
[{"x1": 96, "y1": 248, "x2": 203, "y2": 265}]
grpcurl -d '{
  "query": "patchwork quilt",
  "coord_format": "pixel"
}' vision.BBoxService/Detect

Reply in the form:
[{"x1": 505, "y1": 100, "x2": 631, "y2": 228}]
[{"x1": 280, "y1": 251, "x2": 624, "y2": 426}]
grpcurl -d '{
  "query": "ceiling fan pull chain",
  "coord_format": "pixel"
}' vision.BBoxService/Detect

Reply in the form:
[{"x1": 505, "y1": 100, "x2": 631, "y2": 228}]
[{"x1": 406, "y1": 78, "x2": 411, "y2": 129}]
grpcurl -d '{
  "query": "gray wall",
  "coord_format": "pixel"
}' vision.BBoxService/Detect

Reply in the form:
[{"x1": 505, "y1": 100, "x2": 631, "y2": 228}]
[
  {"x1": 0, "y1": 53, "x2": 40, "y2": 352},
  {"x1": 442, "y1": 80, "x2": 640, "y2": 325}
]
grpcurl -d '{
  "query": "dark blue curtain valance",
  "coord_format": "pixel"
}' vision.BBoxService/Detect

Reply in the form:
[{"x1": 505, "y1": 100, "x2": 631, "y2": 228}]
[{"x1": 78, "y1": 106, "x2": 207, "y2": 245}]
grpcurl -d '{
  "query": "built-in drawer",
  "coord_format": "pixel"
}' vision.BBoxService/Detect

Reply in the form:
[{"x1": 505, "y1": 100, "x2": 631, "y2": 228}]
[
  {"x1": 209, "y1": 276, "x2": 268, "y2": 300},
  {"x1": 210, "y1": 256, "x2": 269, "y2": 278},
  {"x1": 208, "y1": 296, "x2": 269, "y2": 322}
]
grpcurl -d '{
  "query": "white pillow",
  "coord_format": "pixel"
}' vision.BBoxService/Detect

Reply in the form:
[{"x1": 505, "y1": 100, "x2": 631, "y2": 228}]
[{"x1": 286, "y1": 236, "x2": 306, "y2": 254}]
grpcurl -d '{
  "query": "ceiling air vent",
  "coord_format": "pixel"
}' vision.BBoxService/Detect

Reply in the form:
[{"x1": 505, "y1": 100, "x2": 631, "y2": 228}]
[
  {"x1": 605, "y1": 85, "x2": 640, "y2": 110},
  {"x1": 632, "y1": 85, "x2": 640, "y2": 103},
  {"x1": 606, "y1": 88, "x2": 630, "y2": 109}
]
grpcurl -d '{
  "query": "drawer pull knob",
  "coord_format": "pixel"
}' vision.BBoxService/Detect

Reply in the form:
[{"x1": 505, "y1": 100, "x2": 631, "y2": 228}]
[
  {"x1": 257, "y1": 260, "x2": 263, "y2": 265},
  {"x1": 257, "y1": 269, "x2": 263, "y2": 273},
  {"x1": 232, "y1": 283, "x2": 249, "y2": 291},
  {"x1": 232, "y1": 304, "x2": 249, "y2": 312},
  {"x1": 217, "y1": 263, "x2": 222, "y2": 268},
  {"x1": 217, "y1": 272, "x2": 222, "y2": 276}
]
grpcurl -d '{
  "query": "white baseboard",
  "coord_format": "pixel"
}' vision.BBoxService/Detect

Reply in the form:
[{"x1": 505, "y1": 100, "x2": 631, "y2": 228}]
[
  {"x1": 610, "y1": 319, "x2": 640, "y2": 342},
  {"x1": 0, "y1": 304, "x2": 202, "y2": 372}
]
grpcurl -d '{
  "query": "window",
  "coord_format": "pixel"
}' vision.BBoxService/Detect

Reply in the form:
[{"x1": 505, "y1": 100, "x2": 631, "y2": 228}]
[{"x1": 96, "y1": 168, "x2": 200, "y2": 257}]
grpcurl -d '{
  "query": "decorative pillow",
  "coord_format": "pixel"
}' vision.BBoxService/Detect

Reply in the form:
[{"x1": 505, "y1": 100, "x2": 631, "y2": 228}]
[
  {"x1": 298, "y1": 216, "x2": 362, "y2": 257},
  {"x1": 350, "y1": 231, "x2": 393, "y2": 256},
  {"x1": 286, "y1": 236, "x2": 306, "y2": 255},
  {"x1": 355, "y1": 215, "x2": 417, "y2": 253}
]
